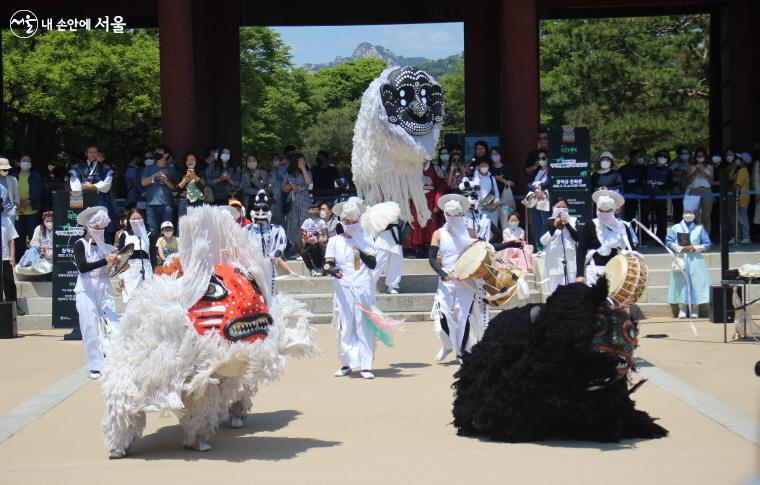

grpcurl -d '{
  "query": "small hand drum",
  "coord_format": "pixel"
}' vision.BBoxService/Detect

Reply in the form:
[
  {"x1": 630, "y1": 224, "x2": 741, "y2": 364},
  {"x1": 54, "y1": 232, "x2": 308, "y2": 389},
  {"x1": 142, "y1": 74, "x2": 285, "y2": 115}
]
[
  {"x1": 479, "y1": 194, "x2": 499, "y2": 212},
  {"x1": 108, "y1": 243, "x2": 134, "y2": 277},
  {"x1": 604, "y1": 253, "x2": 648, "y2": 307}
]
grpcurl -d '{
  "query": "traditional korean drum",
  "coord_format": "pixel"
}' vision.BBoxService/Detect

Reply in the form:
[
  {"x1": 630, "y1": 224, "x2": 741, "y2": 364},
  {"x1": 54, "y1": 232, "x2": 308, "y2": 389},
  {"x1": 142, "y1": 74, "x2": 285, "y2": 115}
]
[
  {"x1": 451, "y1": 240, "x2": 493, "y2": 281},
  {"x1": 603, "y1": 253, "x2": 648, "y2": 307},
  {"x1": 452, "y1": 241, "x2": 522, "y2": 307}
]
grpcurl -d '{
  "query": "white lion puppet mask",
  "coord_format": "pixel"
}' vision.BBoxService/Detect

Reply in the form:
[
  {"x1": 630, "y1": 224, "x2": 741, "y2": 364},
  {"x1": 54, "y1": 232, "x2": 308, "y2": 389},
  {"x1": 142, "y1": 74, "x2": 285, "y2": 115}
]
[
  {"x1": 100, "y1": 205, "x2": 318, "y2": 458},
  {"x1": 352, "y1": 66, "x2": 444, "y2": 226}
]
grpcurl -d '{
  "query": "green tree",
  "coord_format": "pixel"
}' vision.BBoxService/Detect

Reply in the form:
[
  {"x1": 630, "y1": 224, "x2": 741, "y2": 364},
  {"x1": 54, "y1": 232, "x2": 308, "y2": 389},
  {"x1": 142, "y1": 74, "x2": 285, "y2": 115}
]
[
  {"x1": 301, "y1": 99, "x2": 359, "y2": 172},
  {"x1": 439, "y1": 57, "x2": 465, "y2": 134},
  {"x1": 540, "y1": 15, "x2": 710, "y2": 159},
  {"x1": 306, "y1": 58, "x2": 386, "y2": 111},
  {"x1": 3, "y1": 29, "x2": 161, "y2": 166}
]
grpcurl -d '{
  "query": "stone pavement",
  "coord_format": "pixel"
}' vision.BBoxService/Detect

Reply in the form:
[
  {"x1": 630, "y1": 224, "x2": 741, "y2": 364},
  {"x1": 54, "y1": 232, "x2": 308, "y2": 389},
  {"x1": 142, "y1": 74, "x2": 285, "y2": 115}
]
[{"x1": 0, "y1": 319, "x2": 757, "y2": 485}]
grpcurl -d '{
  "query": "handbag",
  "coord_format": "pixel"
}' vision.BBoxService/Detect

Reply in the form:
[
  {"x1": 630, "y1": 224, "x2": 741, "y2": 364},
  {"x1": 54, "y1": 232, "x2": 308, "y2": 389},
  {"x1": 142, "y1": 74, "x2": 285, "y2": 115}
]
[{"x1": 500, "y1": 185, "x2": 516, "y2": 210}]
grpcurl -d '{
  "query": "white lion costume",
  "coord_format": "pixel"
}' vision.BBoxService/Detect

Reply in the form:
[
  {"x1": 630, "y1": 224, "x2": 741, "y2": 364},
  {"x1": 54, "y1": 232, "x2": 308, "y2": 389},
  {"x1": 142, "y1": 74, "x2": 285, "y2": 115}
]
[
  {"x1": 100, "y1": 205, "x2": 318, "y2": 458},
  {"x1": 352, "y1": 66, "x2": 444, "y2": 226}
]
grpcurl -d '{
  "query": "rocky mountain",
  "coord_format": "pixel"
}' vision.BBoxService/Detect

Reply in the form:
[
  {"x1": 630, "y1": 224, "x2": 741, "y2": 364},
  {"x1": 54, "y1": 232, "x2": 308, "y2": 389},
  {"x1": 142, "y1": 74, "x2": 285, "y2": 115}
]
[{"x1": 303, "y1": 42, "x2": 461, "y2": 79}]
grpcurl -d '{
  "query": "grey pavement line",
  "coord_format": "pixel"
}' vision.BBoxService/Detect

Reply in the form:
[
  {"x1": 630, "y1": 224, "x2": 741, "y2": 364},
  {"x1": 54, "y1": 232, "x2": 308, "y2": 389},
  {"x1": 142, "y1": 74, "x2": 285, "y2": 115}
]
[
  {"x1": 0, "y1": 366, "x2": 91, "y2": 444},
  {"x1": 636, "y1": 358, "x2": 759, "y2": 445}
]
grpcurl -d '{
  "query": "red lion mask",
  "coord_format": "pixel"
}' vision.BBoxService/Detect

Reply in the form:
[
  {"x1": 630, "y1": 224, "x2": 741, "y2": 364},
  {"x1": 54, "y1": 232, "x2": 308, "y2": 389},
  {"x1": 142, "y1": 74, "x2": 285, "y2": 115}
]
[{"x1": 188, "y1": 263, "x2": 272, "y2": 343}]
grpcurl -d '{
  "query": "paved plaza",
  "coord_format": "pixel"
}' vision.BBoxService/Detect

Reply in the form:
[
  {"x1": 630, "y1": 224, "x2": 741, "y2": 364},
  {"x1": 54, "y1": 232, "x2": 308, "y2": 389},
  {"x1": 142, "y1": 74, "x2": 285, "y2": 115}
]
[{"x1": 0, "y1": 318, "x2": 758, "y2": 485}]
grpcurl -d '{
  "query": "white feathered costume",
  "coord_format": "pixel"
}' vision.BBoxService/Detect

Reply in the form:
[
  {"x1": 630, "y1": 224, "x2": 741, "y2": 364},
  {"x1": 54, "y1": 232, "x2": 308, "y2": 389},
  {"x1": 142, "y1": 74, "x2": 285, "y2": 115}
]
[
  {"x1": 100, "y1": 205, "x2": 318, "y2": 458},
  {"x1": 352, "y1": 66, "x2": 444, "y2": 226}
]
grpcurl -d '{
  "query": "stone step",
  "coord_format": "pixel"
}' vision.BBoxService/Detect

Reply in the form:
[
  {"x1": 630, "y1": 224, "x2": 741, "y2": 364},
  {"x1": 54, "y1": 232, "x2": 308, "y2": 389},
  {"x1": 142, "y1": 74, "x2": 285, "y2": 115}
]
[{"x1": 19, "y1": 296, "x2": 126, "y2": 315}]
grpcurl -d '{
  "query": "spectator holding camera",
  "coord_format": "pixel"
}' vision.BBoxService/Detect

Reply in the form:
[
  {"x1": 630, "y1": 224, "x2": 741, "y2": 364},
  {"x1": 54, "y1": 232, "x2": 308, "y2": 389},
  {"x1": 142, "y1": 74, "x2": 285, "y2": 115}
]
[{"x1": 141, "y1": 145, "x2": 177, "y2": 234}]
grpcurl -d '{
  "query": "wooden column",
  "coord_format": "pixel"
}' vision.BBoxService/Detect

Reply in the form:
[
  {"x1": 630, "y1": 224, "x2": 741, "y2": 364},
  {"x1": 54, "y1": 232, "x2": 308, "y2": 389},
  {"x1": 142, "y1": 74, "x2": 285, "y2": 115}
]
[{"x1": 464, "y1": 0, "x2": 500, "y2": 135}]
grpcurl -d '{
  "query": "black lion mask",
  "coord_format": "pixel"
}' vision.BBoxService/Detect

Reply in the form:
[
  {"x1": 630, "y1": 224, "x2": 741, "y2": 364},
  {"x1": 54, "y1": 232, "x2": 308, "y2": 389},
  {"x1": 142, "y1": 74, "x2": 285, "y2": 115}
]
[
  {"x1": 452, "y1": 277, "x2": 668, "y2": 443},
  {"x1": 380, "y1": 66, "x2": 444, "y2": 137}
]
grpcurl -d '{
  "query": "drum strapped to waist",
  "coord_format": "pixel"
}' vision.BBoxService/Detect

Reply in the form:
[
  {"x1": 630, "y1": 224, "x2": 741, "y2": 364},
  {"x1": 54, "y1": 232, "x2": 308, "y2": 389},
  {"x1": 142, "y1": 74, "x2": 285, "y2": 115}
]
[
  {"x1": 451, "y1": 240, "x2": 522, "y2": 307},
  {"x1": 108, "y1": 243, "x2": 134, "y2": 277},
  {"x1": 603, "y1": 253, "x2": 648, "y2": 307}
]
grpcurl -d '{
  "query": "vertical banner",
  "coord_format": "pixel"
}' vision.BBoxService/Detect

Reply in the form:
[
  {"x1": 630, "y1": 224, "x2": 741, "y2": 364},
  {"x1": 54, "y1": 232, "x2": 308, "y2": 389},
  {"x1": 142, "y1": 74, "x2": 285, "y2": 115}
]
[
  {"x1": 51, "y1": 191, "x2": 97, "y2": 328},
  {"x1": 548, "y1": 127, "x2": 592, "y2": 225}
]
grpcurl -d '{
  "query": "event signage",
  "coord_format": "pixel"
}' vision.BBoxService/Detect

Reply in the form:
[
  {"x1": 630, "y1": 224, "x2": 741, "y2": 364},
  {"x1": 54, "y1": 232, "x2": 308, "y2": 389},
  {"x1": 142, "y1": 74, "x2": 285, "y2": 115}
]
[
  {"x1": 52, "y1": 191, "x2": 98, "y2": 327},
  {"x1": 548, "y1": 127, "x2": 592, "y2": 225}
]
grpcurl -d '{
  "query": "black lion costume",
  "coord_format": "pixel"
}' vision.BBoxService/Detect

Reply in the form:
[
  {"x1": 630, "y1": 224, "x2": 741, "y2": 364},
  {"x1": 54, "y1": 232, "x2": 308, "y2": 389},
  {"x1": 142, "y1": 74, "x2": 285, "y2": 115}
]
[{"x1": 452, "y1": 278, "x2": 668, "y2": 442}]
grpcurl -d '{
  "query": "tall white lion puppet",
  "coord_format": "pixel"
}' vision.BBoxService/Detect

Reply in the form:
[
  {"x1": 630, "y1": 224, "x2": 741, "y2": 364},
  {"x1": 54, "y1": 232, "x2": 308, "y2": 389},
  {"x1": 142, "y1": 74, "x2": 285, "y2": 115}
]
[
  {"x1": 100, "y1": 205, "x2": 318, "y2": 458},
  {"x1": 352, "y1": 66, "x2": 444, "y2": 226}
]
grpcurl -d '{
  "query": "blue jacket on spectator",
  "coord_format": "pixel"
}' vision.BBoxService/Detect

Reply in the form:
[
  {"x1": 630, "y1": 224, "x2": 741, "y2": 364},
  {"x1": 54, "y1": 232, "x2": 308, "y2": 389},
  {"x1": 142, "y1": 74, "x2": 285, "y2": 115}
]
[
  {"x1": 619, "y1": 162, "x2": 646, "y2": 195},
  {"x1": 644, "y1": 165, "x2": 671, "y2": 196},
  {"x1": 12, "y1": 169, "x2": 45, "y2": 212}
]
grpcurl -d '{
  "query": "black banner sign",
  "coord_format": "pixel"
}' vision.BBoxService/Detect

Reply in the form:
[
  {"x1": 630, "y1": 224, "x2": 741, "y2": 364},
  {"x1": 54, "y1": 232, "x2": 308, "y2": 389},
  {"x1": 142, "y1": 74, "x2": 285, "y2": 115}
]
[{"x1": 548, "y1": 127, "x2": 592, "y2": 225}]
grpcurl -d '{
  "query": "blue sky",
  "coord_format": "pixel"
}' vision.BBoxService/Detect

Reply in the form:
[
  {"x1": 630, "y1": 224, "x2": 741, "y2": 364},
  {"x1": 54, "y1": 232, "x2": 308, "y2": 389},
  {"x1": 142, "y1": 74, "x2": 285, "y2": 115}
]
[{"x1": 271, "y1": 23, "x2": 463, "y2": 66}]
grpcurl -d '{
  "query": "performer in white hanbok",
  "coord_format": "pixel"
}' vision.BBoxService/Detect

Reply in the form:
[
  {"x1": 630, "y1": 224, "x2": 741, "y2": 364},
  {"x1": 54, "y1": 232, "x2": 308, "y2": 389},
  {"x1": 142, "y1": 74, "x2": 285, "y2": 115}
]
[
  {"x1": 246, "y1": 189, "x2": 292, "y2": 295},
  {"x1": 666, "y1": 195, "x2": 711, "y2": 319},
  {"x1": 326, "y1": 197, "x2": 380, "y2": 379},
  {"x1": 73, "y1": 206, "x2": 120, "y2": 379},
  {"x1": 117, "y1": 209, "x2": 153, "y2": 304},
  {"x1": 429, "y1": 194, "x2": 480, "y2": 364},
  {"x1": 371, "y1": 221, "x2": 404, "y2": 294},
  {"x1": 576, "y1": 190, "x2": 632, "y2": 286},
  {"x1": 540, "y1": 197, "x2": 578, "y2": 296}
]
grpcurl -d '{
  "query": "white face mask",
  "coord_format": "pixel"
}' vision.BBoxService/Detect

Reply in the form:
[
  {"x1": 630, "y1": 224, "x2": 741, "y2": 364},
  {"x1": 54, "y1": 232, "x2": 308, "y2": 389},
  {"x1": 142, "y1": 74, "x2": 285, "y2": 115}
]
[
  {"x1": 491, "y1": 154, "x2": 501, "y2": 163},
  {"x1": 637, "y1": 157, "x2": 645, "y2": 165},
  {"x1": 0, "y1": 170, "x2": 8, "y2": 177},
  {"x1": 600, "y1": 159, "x2": 612, "y2": 170},
  {"x1": 144, "y1": 158, "x2": 155, "y2": 166},
  {"x1": 163, "y1": 230, "x2": 174, "y2": 237},
  {"x1": 319, "y1": 210, "x2": 327, "y2": 219},
  {"x1": 221, "y1": 153, "x2": 231, "y2": 162},
  {"x1": 683, "y1": 213, "x2": 695, "y2": 223},
  {"x1": 538, "y1": 158, "x2": 548, "y2": 168},
  {"x1": 695, "y1": 156, "x2": 705, "y2": 163},
  {"x1": 479, "y1": 166, "x2": 489, "y2": 175},
  {"x1": 186, "y1": 162, "x2": 196, "y2": 170},
  {"x1": 725, "y1": 155, "x2": 735, "y2": 163},
  {"x1": 440, "y1": 154, "x2": 450, "y2": 163},
  {"x1": 711, "y1": 156, "x2": 721, "y2": 164},
  {"x1": 20, "y1": 161, "x2": 32, "y2": 170},
  {"x1": 597, "y1": 211, "x2": 617, "y2": 227},
  {"x1": 444, "y1": 213, "x2": 467, "y2": 233},
  {"x1": 657, "y1": 157, "x2": 667, "y2": 165},
  {"x1": 44, "y1": 221, "x2": 53, "y2": 230},
  {"x1": 552, "y1": 207, "x2": 569, "y2": 220}
]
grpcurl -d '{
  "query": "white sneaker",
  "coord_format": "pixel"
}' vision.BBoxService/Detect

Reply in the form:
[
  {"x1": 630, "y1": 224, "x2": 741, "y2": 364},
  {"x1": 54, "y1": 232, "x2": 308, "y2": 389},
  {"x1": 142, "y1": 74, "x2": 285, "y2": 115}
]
[
  {"x1": 360, "y1": 370, "x2": 375, "y2": 379},
  {"x1": 677, "y1": 311, "x2": 686, "y2": 319},
  {"x1": 108, "y1": 448, "x2": 126, "y2": 459},
  {"x1": 296, "y1": 256, "x2": 303, "y2": 261},
  {"x1": 456, "y1": 356, "x2": 464, "y2": 365},
  {"x1": 334, "y1": 366, "x2": 351, "y2": 377},
  {"x1": 310, "y1": 269, "x2": 320, "y2": 277},
  {"x1": 434, "y1": 347, "x2": 452, "y2": 362},
  {"x1": 89, "y1": 370, "x2": 101, "y2": 379},
  {"x1": 387, "y1": 287, "x2": 399, "y2": 294},
  {"x1": 229, "y1": 416, "x2": 244, "y2": 428},
  {"x1": 739, "y1": 238, "x2": 751, "y2": 245}
]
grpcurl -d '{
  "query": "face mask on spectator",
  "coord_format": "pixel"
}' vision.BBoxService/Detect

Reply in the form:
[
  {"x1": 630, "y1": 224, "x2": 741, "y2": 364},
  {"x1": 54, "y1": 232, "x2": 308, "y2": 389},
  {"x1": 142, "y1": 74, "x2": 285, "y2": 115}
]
[
  {"x1": 186, "y1": 160, "x2": 196, "y2": 169},
  {"x1": 637, "y1": 157, "x2": 645, "y2": 165},
  {"x1": 163, "y1": 229, "x2": 174, "y2": 237},
  {"x1": 144, "y1": 158, "x2": 155, "y2": 166},
  {"x1": 272, "y1": 159, "x2": 280, "y2": 167},
  {"x1": 657, "y1": 157, "x2": 667, "y2": 165},
  {"x1": 683, "y1": 213, "x2": 695, "y2": 223},
  {"x1": 44, "y1": 221, "x2": 54, "y2": 230},
  {"x1": 491, "y1": 154, "x2": 501, "y2": 163},
  {"x1": 220, "y1": 153, "x2": 231, "y2": 162},
  {"x1": 538, "y1": 158, "x2": 547, "y2": 168},
  {"x1": 695, "y1": 156, "x2": 705, "y2": 163},
  {"x1": 247, "y1": 161, "x2": 257, "y2": 170},
  {"x1": 20, "y1": 161, "x2": 32, "y2": 170},
  {"x1": 726, "y1": 154, "x2": 735, "y2": 163},
  {"x1": 479, "y1": 166, "x2": 489, "y2": 175},
  {"x1": 0, "y1": 170, "x2": 8, "y2": 177},
  {"x1": 600, "y1": 159, "x2": 612, "y2": 170},
  {"x1": 680, "y1": 153, "x2": 690, "y2": 161},
  {"x1": 319, "y1": 210, "x2": 327, "y2": 219},
  {"x1": 509, "y1": 221, "x2": 519, "y2": 230},
  {"x1": 440, "y1": 154, "x2": 450, "y2": 163}
]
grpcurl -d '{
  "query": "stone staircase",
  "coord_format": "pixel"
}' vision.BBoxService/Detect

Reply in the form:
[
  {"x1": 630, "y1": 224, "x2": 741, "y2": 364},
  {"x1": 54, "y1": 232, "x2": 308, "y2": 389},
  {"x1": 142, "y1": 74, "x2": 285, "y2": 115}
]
[{"x1": 14, "y1": 249, "x2": 760, "y2": 330}]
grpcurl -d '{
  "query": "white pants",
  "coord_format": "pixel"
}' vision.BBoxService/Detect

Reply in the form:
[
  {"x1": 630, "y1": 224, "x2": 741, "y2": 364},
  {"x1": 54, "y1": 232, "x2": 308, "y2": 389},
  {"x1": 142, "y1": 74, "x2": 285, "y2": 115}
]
[
  {"x1": 333, "y1": 283, "x2": 376, "y2": 370},
  {"x1": 75, "y1": 290, "x2": 119, "y2": 372},
  {"x1": 432, "y1": 279, "x2": 475, "y2": 357},
  {"x1": 372, "y1": 249, "x2": 403, "y2": 291},
  {"x1": 584, "y1": 264, "x2": 606, "y2": 286},
  {"x1": 120, "y1": 258, "x2": 152, "y2": 304},
  {"x1": 547, "y1": 272, "x2": 576, "y2": 296}
]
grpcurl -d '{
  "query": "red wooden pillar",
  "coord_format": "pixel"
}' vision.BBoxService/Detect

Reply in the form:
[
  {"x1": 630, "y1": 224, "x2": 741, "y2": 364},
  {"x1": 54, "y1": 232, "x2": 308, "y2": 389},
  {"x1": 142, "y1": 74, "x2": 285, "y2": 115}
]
[
  {"x1": 726, "y1": 0, "x2": 755, "y2": 149},
  {"x1": 498, "y1": 0, "x2": 539, "y2": 191},
  {"x1": 158, "y1": 0, "x2": 196, "y2": 156},
  {"x1": 464, "y1": 0, "x2": 500, "y2": 134}
]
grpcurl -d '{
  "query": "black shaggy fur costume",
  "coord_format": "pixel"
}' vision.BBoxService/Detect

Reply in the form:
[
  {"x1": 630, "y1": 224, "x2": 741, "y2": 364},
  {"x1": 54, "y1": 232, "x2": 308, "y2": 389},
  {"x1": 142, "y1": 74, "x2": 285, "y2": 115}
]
[{"x1": 452, "y1": 278, "x2": 668, "y2": 442}]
